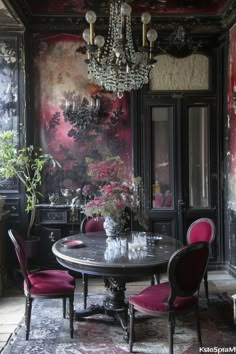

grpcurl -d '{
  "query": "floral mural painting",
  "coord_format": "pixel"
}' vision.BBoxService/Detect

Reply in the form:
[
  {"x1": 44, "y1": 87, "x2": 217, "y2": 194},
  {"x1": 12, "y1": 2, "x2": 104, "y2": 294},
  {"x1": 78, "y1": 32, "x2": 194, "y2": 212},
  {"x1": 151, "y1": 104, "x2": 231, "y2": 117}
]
[
  {"x1": 228, "y1": 25, "x2": 236, "y2": 208},
  {"x1": 33, "y1": 33, "x2": 132, "y2": 201}
]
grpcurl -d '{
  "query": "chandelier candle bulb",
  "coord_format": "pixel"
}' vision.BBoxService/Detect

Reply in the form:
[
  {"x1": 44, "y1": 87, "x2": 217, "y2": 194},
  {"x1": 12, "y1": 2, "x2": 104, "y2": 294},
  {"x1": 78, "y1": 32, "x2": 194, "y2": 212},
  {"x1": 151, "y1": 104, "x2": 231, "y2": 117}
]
[
  {"x1": 85, "y1": 11, "x2": 96, "y2": 45},
  {"x1": 147, "y1": 29, "x2": 158, "y2": 59},
  {"x1": 141, "y1": 12, "x2": 151, "y2": 47}
]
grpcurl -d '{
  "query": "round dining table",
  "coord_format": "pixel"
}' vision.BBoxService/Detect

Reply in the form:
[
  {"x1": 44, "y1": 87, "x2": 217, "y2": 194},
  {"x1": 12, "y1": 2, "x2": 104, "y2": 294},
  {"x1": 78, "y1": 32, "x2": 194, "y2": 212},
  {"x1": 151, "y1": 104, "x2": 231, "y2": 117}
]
[{"x1": 52, "y1": 232, "x2": 182, "y2": 339}]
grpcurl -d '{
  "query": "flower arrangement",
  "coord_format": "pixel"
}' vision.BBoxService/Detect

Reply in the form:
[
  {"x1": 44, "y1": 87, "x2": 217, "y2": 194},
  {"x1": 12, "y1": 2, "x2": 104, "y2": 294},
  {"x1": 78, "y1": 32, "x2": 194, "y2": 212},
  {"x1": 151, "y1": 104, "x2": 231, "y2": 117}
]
[{"x1": 82, "y1": 156, "x2": 142, "y2": 226}]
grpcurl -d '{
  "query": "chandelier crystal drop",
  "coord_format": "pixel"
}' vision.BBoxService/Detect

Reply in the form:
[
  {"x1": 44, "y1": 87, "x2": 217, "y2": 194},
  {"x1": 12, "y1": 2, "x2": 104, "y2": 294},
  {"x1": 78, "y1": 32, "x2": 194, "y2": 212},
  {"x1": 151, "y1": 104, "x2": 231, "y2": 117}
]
[{"x1": 83, "y1": 0, "x2": 158, "y2": 99}]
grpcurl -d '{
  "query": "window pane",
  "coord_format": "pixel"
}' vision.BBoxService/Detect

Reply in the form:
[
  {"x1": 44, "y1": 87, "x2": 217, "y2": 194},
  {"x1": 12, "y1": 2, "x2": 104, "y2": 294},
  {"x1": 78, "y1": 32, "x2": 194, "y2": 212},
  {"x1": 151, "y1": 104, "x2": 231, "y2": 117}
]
[
  {"x1": 151, "y1": 107, "x2": 173, "y2": 208},
  {"x1": 188, "y1": 107, "x2": 209, "y2": 208}
]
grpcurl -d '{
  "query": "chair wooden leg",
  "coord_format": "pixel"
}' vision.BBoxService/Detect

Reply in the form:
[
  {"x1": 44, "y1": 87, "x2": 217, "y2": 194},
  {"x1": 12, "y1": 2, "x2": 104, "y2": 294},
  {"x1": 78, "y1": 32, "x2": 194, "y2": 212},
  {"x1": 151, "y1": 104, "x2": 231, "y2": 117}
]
[
  {"x1": 151, "y1": 273, "x2": 160, "y2": 285},
  {"x1": 168, "y1": 311, "x2": 175, "y2": 354},
  {"x1": 69, "y1": 295, "x2": 74, "y2": 338},
  {"x1": 82, "y1": 273, "x2": 88, "y2": 309},
  {"x1": 195, "y1": 305, "x2": 202, "y2": 347},
  {"x1": 129, "y1": 303, "x2": 134, "y2": 353},
  {"x1": 155, "y1": 273, "x2": 160, "y2": 284},
  {"x1": 63, "y1": 298, "x2": 66, "y2": 318},
  {"x1": 204, "y1": 272, "x2": 209, "y2": 305},
  {"x1": 25, "y1": 296, "x2": 32, "y2": 340}
]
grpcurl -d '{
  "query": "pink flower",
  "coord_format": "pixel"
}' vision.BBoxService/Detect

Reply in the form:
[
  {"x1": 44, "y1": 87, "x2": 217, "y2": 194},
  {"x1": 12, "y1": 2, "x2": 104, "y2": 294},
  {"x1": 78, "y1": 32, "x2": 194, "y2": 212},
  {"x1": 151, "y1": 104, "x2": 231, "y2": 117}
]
[{"x1": 82, "y1": 156, "x2": 141, "y2": 219}]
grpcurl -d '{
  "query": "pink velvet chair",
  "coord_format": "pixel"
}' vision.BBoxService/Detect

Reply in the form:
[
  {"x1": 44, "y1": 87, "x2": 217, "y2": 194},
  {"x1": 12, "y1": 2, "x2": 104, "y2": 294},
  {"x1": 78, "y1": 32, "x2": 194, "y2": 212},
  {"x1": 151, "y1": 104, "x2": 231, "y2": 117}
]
[
  {"x1": 80, "y1": 216, "x2": 105, "y2": 233},
  {"x1": 8, "y1": 229, "x2": 75, "y2": 340},
  {"x1": 80, "y1": 216, "x2": 105, "y2": 309},
  {"x1": 186, "y1": 218, "x2": 215, "y2": 304},
  {"x1": 128, "y1": 242, "x2": 209, "y2": 354}
]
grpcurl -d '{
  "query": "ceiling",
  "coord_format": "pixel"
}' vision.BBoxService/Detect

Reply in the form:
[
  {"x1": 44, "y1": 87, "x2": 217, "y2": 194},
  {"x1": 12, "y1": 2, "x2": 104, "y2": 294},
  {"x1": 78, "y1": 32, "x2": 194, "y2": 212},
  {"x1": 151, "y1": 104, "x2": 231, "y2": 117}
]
[
  {"x1": 1, "y1": 0, "x2": 236, "y2": 33},
  {"x1": 3, "y1": 0, "x2": 229, "y2": 15}
]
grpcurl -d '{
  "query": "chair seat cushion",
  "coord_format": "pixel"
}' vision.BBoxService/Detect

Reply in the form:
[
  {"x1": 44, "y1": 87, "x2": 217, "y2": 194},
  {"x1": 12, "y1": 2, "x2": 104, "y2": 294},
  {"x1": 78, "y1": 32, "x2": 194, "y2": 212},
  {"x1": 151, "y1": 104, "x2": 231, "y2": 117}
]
[
  {"x1": 129, "y1": 282, "x2": 197, "y2": 315},
  {"x1": 25, "y1": 270, "x2": 75, "y2": 296}
]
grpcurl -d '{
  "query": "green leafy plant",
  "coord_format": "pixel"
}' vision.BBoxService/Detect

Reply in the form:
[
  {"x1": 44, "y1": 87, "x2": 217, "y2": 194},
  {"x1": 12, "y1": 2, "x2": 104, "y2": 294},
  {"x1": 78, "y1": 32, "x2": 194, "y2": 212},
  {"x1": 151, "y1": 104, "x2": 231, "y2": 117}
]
[{"x1": 0, "y1": 130, "x2": 61, "y2": 239}]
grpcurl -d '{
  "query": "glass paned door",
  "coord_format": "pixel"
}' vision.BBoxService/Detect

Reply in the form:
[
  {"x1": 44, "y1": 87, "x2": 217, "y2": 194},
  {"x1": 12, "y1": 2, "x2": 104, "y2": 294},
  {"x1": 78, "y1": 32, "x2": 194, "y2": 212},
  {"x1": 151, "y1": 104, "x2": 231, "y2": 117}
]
[
  {"x1": 141, "y1": 95, "x2": 218, "y2": 243},
  {"x1": 188, "y1": 106, "x2": 210, "y2": 208},
  {"x1": 151, "y1": 107, "x2": 173, "y2": 209}
]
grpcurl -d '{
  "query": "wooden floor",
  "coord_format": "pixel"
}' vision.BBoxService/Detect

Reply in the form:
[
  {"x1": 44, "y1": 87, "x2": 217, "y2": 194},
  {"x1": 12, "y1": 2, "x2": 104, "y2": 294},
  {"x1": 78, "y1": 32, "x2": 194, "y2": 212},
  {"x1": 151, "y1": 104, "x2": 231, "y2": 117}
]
[{"x1": 0, "y1": 271, "x2": 236, "y2": 352}]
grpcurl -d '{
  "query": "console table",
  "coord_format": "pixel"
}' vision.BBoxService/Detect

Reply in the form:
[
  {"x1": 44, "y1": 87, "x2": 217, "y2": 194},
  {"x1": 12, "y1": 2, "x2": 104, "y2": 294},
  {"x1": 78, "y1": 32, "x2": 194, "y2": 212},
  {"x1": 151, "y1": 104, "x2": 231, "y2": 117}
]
[{"x1": 35, "y1": 204, "x2": 82, "y2": 268}]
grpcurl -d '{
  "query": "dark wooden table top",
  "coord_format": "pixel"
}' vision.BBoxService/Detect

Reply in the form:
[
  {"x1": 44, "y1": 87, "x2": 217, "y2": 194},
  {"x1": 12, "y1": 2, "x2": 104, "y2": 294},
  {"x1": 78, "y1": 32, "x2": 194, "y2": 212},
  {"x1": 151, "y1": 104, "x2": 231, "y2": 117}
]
[{"x1": 52, "y1": 233, "x2": 182, "y2": 278}]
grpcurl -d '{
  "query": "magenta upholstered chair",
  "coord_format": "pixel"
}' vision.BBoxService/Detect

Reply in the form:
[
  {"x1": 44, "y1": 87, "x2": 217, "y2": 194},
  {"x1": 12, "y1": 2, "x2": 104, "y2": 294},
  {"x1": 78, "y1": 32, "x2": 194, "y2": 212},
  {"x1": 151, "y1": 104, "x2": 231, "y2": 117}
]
[
  {"x1": 128, "y1": 242, "x2": 209, "y2": 354},
  {"x1": 8, "y1": 229, "x2": 75, "y2": 340},
  {"x1": 80, "y1": 216, "x2": 105, "y2": 309},
  {"x1": 80, "y1": 216, "x2": 105, "y2": 233},
  {"x1": 186, "y1": 218, "x2": 215, "y2": 304}
]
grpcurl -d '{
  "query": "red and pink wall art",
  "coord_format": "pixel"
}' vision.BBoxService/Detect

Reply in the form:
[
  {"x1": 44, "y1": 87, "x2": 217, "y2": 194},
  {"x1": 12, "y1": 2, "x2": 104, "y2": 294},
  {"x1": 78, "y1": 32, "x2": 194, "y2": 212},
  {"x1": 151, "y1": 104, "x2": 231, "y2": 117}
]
[{"x1": 33, "y1": 33, "x2": 132, "y2": 198}]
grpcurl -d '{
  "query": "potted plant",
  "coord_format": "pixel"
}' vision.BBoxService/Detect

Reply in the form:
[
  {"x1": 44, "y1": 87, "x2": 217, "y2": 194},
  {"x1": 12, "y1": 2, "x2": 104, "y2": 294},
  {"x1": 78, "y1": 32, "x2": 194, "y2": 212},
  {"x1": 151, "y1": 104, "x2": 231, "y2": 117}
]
[{"x1": 0, "y1": 130, "x2": 61, "y2": 241}]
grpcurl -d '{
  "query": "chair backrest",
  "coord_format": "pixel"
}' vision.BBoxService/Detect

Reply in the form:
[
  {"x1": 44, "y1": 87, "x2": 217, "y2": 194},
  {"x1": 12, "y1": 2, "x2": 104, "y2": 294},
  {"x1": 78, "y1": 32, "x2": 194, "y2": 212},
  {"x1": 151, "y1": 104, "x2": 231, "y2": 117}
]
[
  {"x1": 8, "y1": 229, "x2": 31, "y2": 290},
  {"x1": 168, "y1": 242, "x2": 209, "y2": 302},
  {"x1": 187, "y1": 218, "x2": 215, "y2": 244},
  {"x1": 80, "y1": 216, "x2": 105, "y2": 233}
]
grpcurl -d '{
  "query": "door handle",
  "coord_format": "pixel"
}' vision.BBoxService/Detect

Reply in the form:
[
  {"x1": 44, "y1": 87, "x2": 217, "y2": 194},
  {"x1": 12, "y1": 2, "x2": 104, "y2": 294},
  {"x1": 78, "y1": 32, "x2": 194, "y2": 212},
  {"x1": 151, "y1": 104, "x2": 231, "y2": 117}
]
[{"x1": 178, "y1": 200, "x2": 186, "y2": 211}]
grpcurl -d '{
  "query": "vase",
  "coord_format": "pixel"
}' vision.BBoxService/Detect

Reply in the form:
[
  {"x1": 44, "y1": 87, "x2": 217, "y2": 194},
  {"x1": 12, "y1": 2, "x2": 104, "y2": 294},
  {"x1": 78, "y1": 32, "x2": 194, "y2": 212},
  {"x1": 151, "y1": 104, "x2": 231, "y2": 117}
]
[{"x1": 103, "y1": 216, "x2": 121, "y2": 237}]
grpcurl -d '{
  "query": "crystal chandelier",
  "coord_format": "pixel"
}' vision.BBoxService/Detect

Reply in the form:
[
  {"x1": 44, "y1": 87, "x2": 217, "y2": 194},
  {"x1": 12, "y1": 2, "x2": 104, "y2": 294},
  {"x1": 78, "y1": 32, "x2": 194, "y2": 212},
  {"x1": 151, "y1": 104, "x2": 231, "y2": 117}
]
[{"x1": 82, "y1": 0, "x2": 158, "y2": 99}]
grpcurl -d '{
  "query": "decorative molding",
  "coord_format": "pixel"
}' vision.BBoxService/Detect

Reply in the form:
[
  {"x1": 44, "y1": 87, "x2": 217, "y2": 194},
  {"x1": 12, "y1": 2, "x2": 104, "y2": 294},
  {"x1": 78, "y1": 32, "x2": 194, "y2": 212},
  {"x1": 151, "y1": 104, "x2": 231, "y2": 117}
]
[
  {"x1": 2, "y1": 0, "x2": 26, "y2": 29},
  {"x1": 221, "y1": 0, "x2": 236, "y2": 29},
  {"x1": 3, "y1": 0, "x2": 236, "y2": 33}
]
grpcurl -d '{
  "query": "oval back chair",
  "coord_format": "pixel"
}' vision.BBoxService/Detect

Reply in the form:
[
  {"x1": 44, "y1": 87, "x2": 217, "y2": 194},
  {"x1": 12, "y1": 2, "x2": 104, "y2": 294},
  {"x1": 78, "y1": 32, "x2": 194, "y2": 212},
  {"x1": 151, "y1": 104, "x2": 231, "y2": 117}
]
[
  {"x1": 8, "y1": 229, "x2": 75, "y2": 340},
  {"x1": 186, "y1": 218, "x2": 215, "y2": 304},
  {"x1": 80, "y1": 216, "x2": 105, "y2": 233},
  {"x1": 129, "y1": 241, "x2": 209, "y2": 354}
]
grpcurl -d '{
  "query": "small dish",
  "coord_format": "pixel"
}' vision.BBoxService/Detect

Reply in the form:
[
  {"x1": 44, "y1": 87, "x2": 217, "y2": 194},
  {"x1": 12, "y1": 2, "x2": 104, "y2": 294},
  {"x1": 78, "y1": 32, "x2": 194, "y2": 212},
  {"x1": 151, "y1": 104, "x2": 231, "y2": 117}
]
[{"x1": 61, "y1": 240, "x2": 84, "y2": 248}]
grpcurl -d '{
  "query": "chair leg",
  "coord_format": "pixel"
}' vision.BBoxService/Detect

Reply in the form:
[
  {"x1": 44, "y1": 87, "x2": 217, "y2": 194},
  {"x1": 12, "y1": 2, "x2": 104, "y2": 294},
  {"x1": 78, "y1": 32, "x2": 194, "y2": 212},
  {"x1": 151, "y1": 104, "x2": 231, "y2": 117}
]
[
  {"x1": 63, "y1": 297, "x2": 66, "y2": 318},
  {"x1": 168, "y1": 310, "x2": 175, "y2": 354},
  {"x1": 204, "y1": 272, "x2": 209, "y2": 305},
  {"x1": 195, "y1": 305, "x2": 202, "y2": 347},
  {"x1": 129, "y1": 303, "x2": 134, "y2": 353},
  {"x1": 151, "y1": 273, "x2": 160, "y2": 285},
  {"x1": 69, "y1": 295, "x2": 74, "y2": 339},
  {"x1": 82, "y1": 274, "x2": 88, "y2": 309},
  {"x1": 25, "y1": 295, "x2": 32, "y2": 340}
]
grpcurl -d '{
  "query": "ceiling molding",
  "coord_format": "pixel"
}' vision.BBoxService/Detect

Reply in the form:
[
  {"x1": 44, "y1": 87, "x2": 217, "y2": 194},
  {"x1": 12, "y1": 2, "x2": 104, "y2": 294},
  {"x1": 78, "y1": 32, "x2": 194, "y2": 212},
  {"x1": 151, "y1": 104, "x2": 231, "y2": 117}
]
[
  {"x1": 1, "y1": 0, "x2": 25, "y2": 30},
  {"x1": 220, "y1": 0, "x2": 236, "y2": 28},
  {"x1": 2, "y1": 0, "x2": 236, "y2": 34}
]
